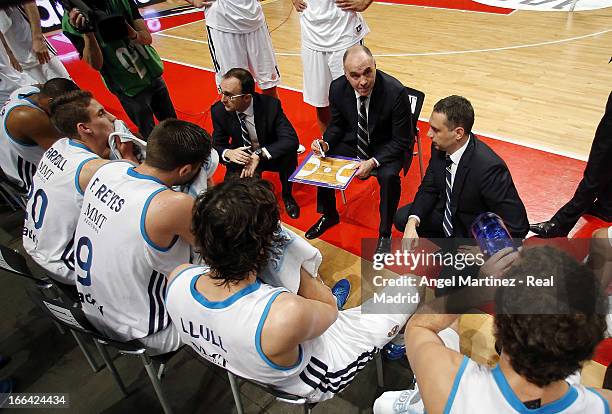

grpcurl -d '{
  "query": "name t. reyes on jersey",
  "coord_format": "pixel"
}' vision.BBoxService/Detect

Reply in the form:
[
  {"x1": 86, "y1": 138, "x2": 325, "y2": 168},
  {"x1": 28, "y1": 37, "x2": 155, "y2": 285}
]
[{"x1": 82, "y1": 176, "x2": 126, "y2": 232}]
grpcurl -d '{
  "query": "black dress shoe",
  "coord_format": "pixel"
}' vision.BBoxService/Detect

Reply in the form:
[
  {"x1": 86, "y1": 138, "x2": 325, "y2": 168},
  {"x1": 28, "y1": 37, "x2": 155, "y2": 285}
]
[
  {"x1": 305, "y1": 215, "x2": 339, "y2": 239},
  {"x1": 283, "y1": 196, "x2": 300, "y2": 219},
  {"x1": 374, "y1": 236, "x2": 392, "y2": 255},
  {"x1": 529, "y1": 221, "x2": 569, "y2": 238}
]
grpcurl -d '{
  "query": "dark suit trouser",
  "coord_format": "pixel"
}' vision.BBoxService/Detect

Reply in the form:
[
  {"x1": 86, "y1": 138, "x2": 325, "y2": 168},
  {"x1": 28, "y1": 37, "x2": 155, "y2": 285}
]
[
  {"x1": 225, "y1": 151, "x2": 298, "y2": 199},
  {"x1": 551, "y1": 97, "x2": 612, "y2": 230},
  {"x1": 113, "y1": 77, "x2": 177, "y2": 139},
  {"x1": 316, "y1": 142, "x2": 403, "y2": 237}
]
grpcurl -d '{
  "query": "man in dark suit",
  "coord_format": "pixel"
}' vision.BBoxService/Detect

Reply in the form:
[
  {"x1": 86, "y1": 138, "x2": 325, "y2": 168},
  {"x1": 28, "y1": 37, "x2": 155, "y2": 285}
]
[
  {"x1": 212, "y1": 68, "x2": 300, "y2": 218},
  {"x1": 531, "y1": 91, "x2": 612, "y2": 237},
  {"x1": 395, "y1": 95, "x2": 529, "y2": 250},
  {"x1": 305, "y1": 45, "x2": 413, "y2": 254}
]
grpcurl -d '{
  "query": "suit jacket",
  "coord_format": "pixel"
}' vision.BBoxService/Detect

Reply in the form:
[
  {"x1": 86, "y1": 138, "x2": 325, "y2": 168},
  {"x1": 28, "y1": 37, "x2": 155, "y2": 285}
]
[
  {"x1": 211, "y1": 93, "x2": 299, "y2": 163},
  {"x1": 323, "y1": 70, "x2": 414, "y2": 166},
  {"x1": 410, "y1": 135, "x2": 529, "y2": 238}
]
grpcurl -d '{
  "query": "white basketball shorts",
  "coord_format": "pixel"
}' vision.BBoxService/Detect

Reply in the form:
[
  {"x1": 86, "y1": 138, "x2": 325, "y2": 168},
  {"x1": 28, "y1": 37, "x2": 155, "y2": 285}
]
[
  {"x1": 206, "y1": 25, "x2": 281, "y2": 90},
  {"x1": 301, "y1": 40, "x2": 362, "y2": 108}
]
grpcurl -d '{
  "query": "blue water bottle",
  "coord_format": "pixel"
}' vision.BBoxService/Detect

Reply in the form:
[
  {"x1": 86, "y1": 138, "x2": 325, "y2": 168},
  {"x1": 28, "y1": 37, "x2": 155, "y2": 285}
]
[{"x1": 471, "y1": 212, "x2": 516, "y2": 257}]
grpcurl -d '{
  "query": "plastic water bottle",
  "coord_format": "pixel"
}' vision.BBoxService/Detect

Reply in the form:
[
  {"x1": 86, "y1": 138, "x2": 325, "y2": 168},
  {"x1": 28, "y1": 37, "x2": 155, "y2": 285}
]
[{"x1": 471, "y1": 212, "x2": 516, "y2": 257}]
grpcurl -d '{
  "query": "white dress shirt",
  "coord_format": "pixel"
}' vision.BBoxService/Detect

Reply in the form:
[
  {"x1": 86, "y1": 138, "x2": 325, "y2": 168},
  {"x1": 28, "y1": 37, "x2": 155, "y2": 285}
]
[
  {"x1": 409, "y1": 136, "x2": 471, "y2": 226},
  {"x1": 222, "y1": 99, "x2": 271, "y2": 162}
]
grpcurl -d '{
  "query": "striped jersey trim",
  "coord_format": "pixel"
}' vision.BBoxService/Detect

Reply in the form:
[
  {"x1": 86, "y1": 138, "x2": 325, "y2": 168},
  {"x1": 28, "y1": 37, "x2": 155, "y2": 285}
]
[
  {"x1": 147, "y1": 270, "x2": 169, "y2": 335},
  {"x1": 298, "y1": 347, "x2": 378, "y2": 395}
]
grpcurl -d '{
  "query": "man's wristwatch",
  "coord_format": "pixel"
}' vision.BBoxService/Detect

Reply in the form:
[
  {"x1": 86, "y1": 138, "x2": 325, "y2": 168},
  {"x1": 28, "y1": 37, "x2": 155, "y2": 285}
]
[{"x1": 252, "y1": 148, "x2": 263, "y2": 157}]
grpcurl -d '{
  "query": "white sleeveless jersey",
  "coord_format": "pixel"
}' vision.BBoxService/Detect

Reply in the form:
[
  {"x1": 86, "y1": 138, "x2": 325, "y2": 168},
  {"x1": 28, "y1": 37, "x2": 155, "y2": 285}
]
[
  {"x1": 75, "y1": 162, "x2": 190, "y2": 341},
  {"x1": 299, "y1": 0, "x2": 369, "y2": 52},
  {"x1": 23, "y1": 139, "x2": 98, "y2": 284},
  {"x1": 446, "y1": 356, "x2": 610, "y2": 414},
  {"x1": 166, "y1": 266, "x2": 314, "y2": 391},
  {"x1": 204, "y1": 0, "x2": 264, "y2": 34},
  {"x1": 0, "y1": 88, "x2": 46, "y2": 191},
  {"x1": 166, "y1": 266, "x2": 391, "y2": 402}
]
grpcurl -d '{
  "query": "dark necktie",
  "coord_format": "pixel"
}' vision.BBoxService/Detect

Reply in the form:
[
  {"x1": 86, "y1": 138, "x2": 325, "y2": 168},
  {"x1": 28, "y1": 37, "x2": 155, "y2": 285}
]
[
  {"x1": 357, "y1": 95, "x2": 369, "y2": 159},
  {"x1": 238, "y1": 112, "x2": 251, "y2": 149},
  {"x1": 443, "y1": 155, "x2": 454, "y2": 237}
]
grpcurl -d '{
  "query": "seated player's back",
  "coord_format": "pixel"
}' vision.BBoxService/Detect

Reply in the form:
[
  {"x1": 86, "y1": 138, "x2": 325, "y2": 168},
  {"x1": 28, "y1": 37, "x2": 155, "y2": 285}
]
[
  {"x1": 166, "y1": 265, "x2": 338, "y2": 398},
  {"x1": 75, "y1": 161, "x2": 190, "y2": 341},
  {"x1": 168, "y1": 267, "x2": 390, "y2": 403},
  {"x1": 0, "y1": 86, "x2": 46, "y2": 190},
  {"x1": 23, "y1": 138, "x2": 99, "y2": 283}
]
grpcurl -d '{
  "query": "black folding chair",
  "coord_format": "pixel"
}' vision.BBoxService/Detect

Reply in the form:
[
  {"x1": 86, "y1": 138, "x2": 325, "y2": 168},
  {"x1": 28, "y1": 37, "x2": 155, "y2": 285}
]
[
  {"x1": 405, "y1": 86, "x2": 426, "y2": 179},
  {"x1": 0, "y1": 244, "x2": 103, "y2": 373},
  {"x1": 0, "y1": 168, "x2": 27, "y2": 211},
  {"x1": 27, "y1": 287, "x2": 178, "y2": 414},
  {"x1": 188, "y1": 345, "x2": 383, "y2": 414}
]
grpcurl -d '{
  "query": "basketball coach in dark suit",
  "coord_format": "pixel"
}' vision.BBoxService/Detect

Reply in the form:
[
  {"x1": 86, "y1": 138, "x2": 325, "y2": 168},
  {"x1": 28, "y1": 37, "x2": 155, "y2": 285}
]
[
  {"x1": 306, "y1": 45, "x2": 413, "y2": 254},
  {"x1": 212, "y1": 68, "x2": 300, "y2": 219},
  {"x1": 395, "y1": 95, "x2": 529, "y2": 250}
]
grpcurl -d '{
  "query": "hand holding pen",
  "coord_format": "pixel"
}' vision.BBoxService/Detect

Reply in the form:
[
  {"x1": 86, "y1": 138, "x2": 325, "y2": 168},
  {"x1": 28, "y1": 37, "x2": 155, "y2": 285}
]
[{"x1": 311, "y1": 139, "x2": 328, "y2": 158}]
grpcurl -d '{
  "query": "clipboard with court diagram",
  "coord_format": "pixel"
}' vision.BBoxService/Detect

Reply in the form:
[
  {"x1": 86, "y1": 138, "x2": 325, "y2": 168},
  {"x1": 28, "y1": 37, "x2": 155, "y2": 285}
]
[{"x1": 289, "y1": 152, "x2": 360, "y2": 190}]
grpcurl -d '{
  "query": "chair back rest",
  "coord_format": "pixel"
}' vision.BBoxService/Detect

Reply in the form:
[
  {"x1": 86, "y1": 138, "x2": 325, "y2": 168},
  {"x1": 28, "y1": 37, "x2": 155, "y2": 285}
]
[
  {"x1": 0, "y1": 244, "x2": 40, "y2": 281},
  {"x1": 186, "y1": 347, "x2": 308, "y2": 403},
  {"x1": 27, "y1": 287, "x2": 96, "y2": 335},
  {"x1": 405, "y1": 86, "x2": 425, "y2": 136},
  {"x1": 0, "y1": 167, "x2": 27, "y2": 210},
  {"x1": 26, "y1": 286, "x2": 146, "y2": 352},
  {"x1": 401, "y1": 86, "x2": 426, "y2": 175}
]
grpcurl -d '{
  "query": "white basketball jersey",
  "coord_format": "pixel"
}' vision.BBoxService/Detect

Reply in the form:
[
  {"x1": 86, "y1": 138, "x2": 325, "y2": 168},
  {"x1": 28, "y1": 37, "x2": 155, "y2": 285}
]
[
  {"x1": 0, "y1": 88, "x2": 46, "y2": 191},
  {"x1": 167, "y1": 266, "x2": 385, "y2": 402},
  {"x1": 204, "y1": 0, "x2": 265, "y2": 34},
  {"x1": 75, "y1": 162, "x2": 190, "y2": 341},
  {"x1": 299, "y1": 0, "x2": 369, "y2": 52},
  {"x1": 446, "y1": 357, "x2": 609, "y2": 413},
  {"x1": 166, "y1": 266, "x2": 315, "y2": 390},
  {"x1": 23, "y1": 139, "x2": 98, "y2": 284}
]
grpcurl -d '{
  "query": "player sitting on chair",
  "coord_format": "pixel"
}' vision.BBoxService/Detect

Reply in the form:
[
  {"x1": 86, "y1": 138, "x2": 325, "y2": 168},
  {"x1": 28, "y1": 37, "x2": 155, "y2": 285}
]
[
  {"x1": 0, "y1": 78, "x2": 78, "y2": 193},
  {"x1": 23, "y1": 90, "x2": 136, "y2": 290},
  {"x1": 165, "y1": 178, "x2": 420, "y2": 402},
  {"x1": 74, "y1": 119, "x2": 212, "y2": 355}
]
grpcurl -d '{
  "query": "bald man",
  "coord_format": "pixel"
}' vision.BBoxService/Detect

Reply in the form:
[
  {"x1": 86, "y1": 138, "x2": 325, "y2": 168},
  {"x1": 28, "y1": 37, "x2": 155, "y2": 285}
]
[{"x1": 306, "y1": 45, "x2": 413, "y2": 255}]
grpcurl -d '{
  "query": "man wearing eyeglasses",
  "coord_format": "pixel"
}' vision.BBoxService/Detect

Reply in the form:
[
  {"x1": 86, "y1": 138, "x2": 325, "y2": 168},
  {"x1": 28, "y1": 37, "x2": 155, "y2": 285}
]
[{"x1": 211, "y1": 68, "x2": 300, "y2": 219}]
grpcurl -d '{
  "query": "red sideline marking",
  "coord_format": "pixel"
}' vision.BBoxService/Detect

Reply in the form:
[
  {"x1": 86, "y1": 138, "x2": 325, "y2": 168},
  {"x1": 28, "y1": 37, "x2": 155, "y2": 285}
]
[
  {"x1": 376, "y1": 0, "x2": 513, "y2": 14},
  {"x1": 144, "y1": 10, "x2": 203, "y2": 32}
]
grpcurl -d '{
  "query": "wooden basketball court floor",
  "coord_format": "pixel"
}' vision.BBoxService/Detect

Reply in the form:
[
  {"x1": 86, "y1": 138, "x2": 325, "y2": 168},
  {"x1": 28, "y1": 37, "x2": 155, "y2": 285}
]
[
  {"x1": 146, "y1": 0, "x2": 612, "y2": 159},
  {"x1": 48, "y1": 0, "x2": 612, "y2": 377}
]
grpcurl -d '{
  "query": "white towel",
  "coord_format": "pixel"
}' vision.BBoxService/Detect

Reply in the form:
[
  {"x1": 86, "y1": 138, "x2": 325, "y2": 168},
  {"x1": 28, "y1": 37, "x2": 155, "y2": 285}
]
[{"x1": 259, "y1": 226, "x2": 321, "y2": 293}]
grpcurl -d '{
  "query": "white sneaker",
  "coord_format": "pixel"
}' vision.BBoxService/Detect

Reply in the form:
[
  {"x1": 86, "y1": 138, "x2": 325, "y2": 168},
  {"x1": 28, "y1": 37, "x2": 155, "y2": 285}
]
[{"x1": 373, "y1": 388, "x2": 425, "y2": 414}]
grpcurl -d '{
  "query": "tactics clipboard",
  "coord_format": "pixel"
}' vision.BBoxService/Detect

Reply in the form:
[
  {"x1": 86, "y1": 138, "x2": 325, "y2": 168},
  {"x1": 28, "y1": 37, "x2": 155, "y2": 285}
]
[{"x1": 289, "y1": 152, "x2": 360, "y2": 190}]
